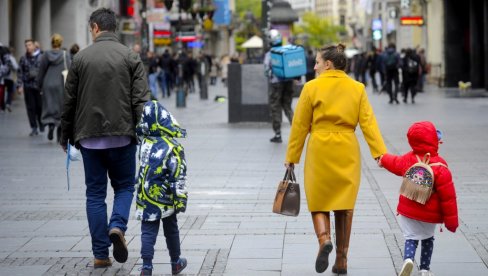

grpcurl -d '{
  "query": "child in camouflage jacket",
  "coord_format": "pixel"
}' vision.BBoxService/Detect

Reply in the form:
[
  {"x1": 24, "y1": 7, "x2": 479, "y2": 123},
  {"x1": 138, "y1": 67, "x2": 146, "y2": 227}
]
[{"x1": 135, "y1": 100, "x2": 188, "y2": 275}]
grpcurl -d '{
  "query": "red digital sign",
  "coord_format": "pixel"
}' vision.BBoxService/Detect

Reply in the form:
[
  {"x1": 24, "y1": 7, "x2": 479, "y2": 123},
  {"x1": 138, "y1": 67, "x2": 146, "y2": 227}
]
[{"x1": 400, "y1": 16, "x2": 424, "y2": 26}]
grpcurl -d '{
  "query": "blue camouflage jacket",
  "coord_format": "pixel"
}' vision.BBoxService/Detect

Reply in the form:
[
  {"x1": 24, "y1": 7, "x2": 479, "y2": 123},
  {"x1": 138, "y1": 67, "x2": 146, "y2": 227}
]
[{"x1": 135, "y1": 100, "x2": 188, "y2": 221}]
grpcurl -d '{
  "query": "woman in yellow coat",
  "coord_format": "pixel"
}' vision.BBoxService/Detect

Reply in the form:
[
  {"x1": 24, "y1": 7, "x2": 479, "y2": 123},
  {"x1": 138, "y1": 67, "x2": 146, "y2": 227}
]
[{"x1": 285, "y1": 44, "x2": 387, "y2": 274}]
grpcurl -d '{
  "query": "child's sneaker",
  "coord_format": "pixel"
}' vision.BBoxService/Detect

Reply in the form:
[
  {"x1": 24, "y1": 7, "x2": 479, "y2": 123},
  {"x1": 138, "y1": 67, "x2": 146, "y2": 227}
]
[
  {"x1": 400, "y1": 258, "x2": 414, "y2": 276},
  {"x1": 419, "y1": 269, "x2": 434, "y2": 276},
  {"x1": 139, "y1": 265, "x2": 153, "y2": 276},
  {"x1": 171, "y1": 257, "x2": 187, "y2": 275}
]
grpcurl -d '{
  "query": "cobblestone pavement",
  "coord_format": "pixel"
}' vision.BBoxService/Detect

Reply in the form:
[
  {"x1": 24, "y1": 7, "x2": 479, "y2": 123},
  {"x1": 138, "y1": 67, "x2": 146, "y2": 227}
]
[{"x1": 1, "y1": 80, "x2": 487, "y2": 276}]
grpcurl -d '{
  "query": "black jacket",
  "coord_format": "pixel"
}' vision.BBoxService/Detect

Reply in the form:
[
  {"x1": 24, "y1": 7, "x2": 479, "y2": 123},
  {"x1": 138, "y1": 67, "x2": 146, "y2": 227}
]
[{"x1": 60, "y1": 32, "x2": 150, "y2": 146}]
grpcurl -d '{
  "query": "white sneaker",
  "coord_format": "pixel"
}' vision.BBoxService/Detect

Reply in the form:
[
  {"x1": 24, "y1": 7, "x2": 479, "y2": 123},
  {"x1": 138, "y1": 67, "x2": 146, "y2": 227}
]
[
  {"x1": 400, "y1": 258, "x2": 414, "y2": 276},
  {"x1": 419, "y1": 269, "x2": 434, "y2": 276}
]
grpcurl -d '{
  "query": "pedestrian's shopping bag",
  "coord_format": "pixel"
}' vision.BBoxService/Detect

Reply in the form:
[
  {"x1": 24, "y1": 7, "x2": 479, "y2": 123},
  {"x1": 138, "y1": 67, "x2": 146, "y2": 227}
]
[
  {"x1": 270, "y1": 45, "x2": 306, "y2": 79},
  {"x1": 66, "y1": 142, "x2": 81, "y2": 191},
  {"x1": 272, "y1": 168, "x2": 300, "y2": 216}
]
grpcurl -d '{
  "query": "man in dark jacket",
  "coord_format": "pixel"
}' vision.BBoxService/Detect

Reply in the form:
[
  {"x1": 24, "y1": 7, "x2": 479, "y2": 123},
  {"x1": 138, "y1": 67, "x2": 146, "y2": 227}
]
[
  {"x1": 60, "y1": 8, "x2": 150, "y2": 268},
  {"x1": 401, "y1": 48, "x2": 420, "y2": 103},
  {"x1": 17, "y1": 39, "x2": 44, "y2": 136},
  {"x1": 382, "y1": 43, "x2": 401, "y2": 104}
]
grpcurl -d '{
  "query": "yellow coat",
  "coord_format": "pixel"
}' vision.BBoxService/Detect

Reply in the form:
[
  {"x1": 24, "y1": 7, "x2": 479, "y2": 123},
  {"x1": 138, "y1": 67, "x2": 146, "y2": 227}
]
[{"x1": 286, "y1": 70, "x2": 387, "y2": 212}]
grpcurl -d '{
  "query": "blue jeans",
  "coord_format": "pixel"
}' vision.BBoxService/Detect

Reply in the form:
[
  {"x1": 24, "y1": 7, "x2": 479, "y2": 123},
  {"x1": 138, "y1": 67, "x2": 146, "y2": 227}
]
[
  {"x1": 141, "y1": 214, "x2": 181, "y2": 265},
  {"x1": 157, "y1": 70, "x2": 169, "y2": 97},
  {"x1": 148, "y1": 72, "x2": 159, "y2": 99},
  {"x1": 80, "y1": 144, "x2": 136, "y2": 259}
]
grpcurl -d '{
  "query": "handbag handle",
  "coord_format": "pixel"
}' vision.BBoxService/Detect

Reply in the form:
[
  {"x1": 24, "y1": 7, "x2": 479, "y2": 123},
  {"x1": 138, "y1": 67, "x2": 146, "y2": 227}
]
[
  {"x1": 63, "y1": 50, "x2": 67, "y2": 71},
  {"x1": 283, "y1": 167, "x2": 297, "y2": 182}
]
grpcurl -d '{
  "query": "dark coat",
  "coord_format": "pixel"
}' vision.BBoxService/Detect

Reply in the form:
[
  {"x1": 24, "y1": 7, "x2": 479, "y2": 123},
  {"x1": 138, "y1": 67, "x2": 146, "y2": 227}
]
[
  {"x1": 60, "y1": 32, "x2": 150, "y2": 146},
  {"x1": 38, "y1": 49, "x2": 70, "y2": 126},
  {"x1": 17, "y1": 50, "x2": 43, "y2": 89}
]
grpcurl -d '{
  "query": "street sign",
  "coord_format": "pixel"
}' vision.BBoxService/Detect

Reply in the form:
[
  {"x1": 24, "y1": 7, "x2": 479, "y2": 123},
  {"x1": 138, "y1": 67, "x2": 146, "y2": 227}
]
[
  {"x1": 146, "y1": 10, "x2": 166, "y2": 23},
  {"x1": 400, "y1": 16, "x2": 424, "y2": 26},
  {"x1": 119, "y1": 19, "x2": 137, "y2": 34}
]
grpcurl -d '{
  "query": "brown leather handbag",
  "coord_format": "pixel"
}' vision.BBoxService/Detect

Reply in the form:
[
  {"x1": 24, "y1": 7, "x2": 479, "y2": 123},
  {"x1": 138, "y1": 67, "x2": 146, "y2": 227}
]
[{"x1": 272, "y1": 168, "x2": 300, "y2": 216}]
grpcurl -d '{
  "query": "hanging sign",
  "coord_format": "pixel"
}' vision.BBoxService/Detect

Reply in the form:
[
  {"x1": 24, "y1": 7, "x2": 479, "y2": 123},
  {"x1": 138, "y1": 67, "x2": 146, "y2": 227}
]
[{"x1": 400, "y1": 16, "x2": 424, "y2": 26}]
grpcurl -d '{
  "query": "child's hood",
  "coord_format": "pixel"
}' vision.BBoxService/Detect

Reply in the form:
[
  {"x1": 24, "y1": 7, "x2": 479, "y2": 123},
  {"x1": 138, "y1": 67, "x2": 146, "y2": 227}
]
[
  {"x1": 407, "y1": 121, "x2": 438, "y2": 155},
  {"x1": 137, "y1": 100, "x2": 187, "y2": 138}
]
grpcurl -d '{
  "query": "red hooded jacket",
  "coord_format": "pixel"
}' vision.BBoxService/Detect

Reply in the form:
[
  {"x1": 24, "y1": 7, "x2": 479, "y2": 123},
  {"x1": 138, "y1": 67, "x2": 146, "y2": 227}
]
[{"x1": 380, "y1": 121, "x2": 459, "y2": 232}]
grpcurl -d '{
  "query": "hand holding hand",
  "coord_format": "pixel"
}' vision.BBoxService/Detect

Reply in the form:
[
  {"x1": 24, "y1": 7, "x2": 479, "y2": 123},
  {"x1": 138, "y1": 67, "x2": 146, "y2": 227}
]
[
  {"x1": 375, "y1": 155, "x2": 383, "y2": 168},
  {"x1": 284, "y1": 162, "x2": 294, "y2": 169}
]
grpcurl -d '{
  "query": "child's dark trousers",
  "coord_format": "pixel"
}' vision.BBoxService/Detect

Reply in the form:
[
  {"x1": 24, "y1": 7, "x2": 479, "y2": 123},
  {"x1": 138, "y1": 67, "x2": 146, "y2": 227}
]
[{"x1": 141, "y1": 213, "x2": 181, "y2": 266}]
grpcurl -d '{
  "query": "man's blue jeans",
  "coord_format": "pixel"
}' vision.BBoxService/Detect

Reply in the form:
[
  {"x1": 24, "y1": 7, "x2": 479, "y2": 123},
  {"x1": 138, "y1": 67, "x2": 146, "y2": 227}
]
[{"x1": 80, "y1": 144, "x2": 136, "y2": 259}]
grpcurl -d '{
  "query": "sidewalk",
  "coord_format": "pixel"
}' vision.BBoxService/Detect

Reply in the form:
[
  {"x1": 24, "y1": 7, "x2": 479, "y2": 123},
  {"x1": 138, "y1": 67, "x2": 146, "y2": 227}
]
[{"x1": 0, "y1": 80, "x2": 487, "y2": 276}]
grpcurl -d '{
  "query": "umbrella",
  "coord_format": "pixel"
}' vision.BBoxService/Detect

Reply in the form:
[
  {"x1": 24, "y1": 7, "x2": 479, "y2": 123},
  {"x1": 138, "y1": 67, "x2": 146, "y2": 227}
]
[{"x1": 241, "y1": 35, "x2": 263, "y2": 48}]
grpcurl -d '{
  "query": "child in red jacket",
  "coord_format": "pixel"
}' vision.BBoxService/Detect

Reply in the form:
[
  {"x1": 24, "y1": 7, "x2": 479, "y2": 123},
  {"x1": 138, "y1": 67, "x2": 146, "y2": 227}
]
[{"x1": 378, "y1": 121, "x2": 458, "y2": 276}]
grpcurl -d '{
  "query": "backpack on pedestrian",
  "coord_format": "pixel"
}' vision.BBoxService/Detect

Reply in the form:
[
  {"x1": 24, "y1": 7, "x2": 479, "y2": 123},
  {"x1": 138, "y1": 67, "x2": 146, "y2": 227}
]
[
  {"x1": 400, "y1": 153, "x2": 447, "y2": 204},
  {"x1": 406, "y1": 56, "x2": 419, "y2": 75},
  {"x1": 385, "y1": 52, "x2": 398, "y2": 71}
]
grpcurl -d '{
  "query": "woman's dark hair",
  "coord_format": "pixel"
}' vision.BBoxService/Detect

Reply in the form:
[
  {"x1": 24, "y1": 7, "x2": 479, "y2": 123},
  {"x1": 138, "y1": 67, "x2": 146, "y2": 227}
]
[
  {"x1": 89, "y1": 8, "x2": 116, "y2": 32},
  {"x1": 70, "y1": 43, "x2": 80, "y2": 56},
  {"x1": 319, "y1": 43, "x2": 347, "y2": 70}
]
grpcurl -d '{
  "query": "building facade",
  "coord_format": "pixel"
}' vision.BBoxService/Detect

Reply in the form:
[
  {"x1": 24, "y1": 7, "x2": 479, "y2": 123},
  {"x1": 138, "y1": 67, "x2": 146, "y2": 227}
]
[{"x1": 0, "y1": 0, "x2": 110, "y2": 58}]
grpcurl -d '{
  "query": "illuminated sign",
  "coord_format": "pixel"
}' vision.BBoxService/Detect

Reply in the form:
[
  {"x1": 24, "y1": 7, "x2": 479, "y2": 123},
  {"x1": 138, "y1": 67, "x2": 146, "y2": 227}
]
[
  {"x1": 372, "y1": 30, "x2": 382, "y2": 40},
  {"x1": 372, "y1": 19, "x2": 382, "y2": 31},
  {"x1": 400, "y1": 16, "x2": 424, "y2": 26}
]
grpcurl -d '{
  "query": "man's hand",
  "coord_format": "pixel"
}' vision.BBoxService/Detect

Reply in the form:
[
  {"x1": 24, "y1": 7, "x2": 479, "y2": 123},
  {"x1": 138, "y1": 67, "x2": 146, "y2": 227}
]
[
  {"x1": 61, "y1": 143, "x2": 67, "y2": 153},
  {"x1": 17, "y1": 87, "x2": 23, "y2": 95}
]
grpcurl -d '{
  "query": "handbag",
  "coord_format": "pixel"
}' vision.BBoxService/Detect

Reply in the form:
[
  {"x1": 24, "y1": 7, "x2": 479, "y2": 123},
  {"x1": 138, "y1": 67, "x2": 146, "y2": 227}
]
[
  {"x1": 272, "y1": 167, "x2": 300, "y2": 216},
  {"x1": 61, "y1": 50, "x2": 68, "y2": 84}
]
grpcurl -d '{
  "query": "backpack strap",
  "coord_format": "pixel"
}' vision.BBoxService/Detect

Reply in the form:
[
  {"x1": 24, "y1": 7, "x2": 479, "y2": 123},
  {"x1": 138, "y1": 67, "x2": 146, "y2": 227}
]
[
  {"x1": 430, "y1": 162, "x2": 448, "y2": 168},
  {"x1": 416, "y1": 153, "x2": 431, "y2": 164}
]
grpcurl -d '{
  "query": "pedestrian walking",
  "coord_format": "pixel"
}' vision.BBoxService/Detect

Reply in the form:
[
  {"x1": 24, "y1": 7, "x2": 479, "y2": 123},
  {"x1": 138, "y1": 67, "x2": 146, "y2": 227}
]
[
  {"x1": 285, "y1": 44, "x2": 387, "y2": 274},
  {"x1": 17, "y1": 39, "x2": 44, "y2": 136},
  {"x1": 305, "y1": 49, "x2": 316, "y2": 82},
  {"x1": 264, "y1": 29, "x2": 294, "y2": 143},
  {"x1": 0, "y1": 45, "x2": 12, "y2": 113},
  {"x1": 37, "y1": 33, "x2": 71, "y2": 141},
  {"x1": 378, "y1": 121, "x2": 458, "y2": 276},
  {"x1": 220, "y1": 54, "x2": 230, "y2": 88},
  {"x1": 146, "y1": 51, "x2": 160, "y2": 99},
  {"x1": 196, "y1": 52, "x2": 209, "y2": 99},
  {"x1": 69, "y1": 43, "x2": 80, "y2": 62},
  {"x1": 209, "y1": 55, "x2": 219, "y2": 85},
  {"x1": 383, "y1": 43, "x2": 401, "y2": 104},
  {"x1": 135, "y1": 100, "x2": 188, "y2": 276},
  {"x1": 417, "y1": 48, "x2": 427, "y2": 92},
  {"x1": 0, "y1": 45, "x2": 18, "y2": 113},
  {"x1": 59, "y1": 8, "x2": 150, "y2": 268},
  {"x1": 401, "y1": 49, "x2": 420, "y2": 103},
  {"x1": 366, "y1": 47, "x2": 380, "y2": 93}
]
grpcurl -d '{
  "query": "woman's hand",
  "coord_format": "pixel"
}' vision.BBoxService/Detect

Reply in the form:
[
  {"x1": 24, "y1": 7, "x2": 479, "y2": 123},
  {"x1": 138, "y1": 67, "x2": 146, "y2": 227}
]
[{"x1": 284, "y1": 162, "x2": 294, "y2": 169}]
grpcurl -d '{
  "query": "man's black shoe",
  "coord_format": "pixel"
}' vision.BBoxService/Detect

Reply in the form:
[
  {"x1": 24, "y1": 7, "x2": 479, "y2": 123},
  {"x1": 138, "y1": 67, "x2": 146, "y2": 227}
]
[
  {"x1": 29, "y1": 128, "x2": 38, "y2": 136},
  {"x1": 270, "y1": 135, "x2": 282, "y2": 143}
]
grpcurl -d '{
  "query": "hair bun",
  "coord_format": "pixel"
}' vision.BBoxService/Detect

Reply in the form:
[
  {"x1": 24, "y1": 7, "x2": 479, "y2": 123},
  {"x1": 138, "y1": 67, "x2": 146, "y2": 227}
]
[{"x1": 337, "y1": 44, "x2": 345, "y2": 53}]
